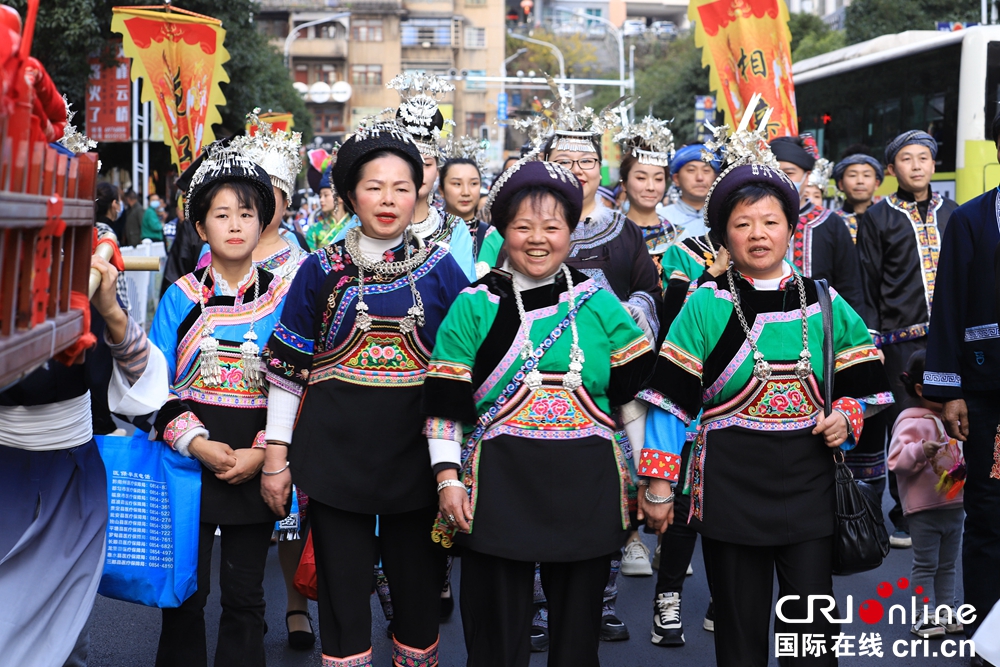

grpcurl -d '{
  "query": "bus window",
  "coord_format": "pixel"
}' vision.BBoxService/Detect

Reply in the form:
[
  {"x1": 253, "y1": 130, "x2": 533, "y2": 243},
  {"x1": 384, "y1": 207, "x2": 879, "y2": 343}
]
[
  {"x1": 796, "y1": 44, "x2": 961, "y2": 170},
  {"x1": 986, "y1": 42, "x2": 1000, "y2": 139}
]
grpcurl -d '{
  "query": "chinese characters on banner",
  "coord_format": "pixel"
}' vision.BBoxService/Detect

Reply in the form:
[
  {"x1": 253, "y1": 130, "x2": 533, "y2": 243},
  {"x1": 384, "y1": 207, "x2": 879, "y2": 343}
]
[
  {"x1": 86, "y1": 43, "x2": 131, "y2": 142},
  {"x1": 688, "y1": 0, "x2": 797, "y2": 139}
]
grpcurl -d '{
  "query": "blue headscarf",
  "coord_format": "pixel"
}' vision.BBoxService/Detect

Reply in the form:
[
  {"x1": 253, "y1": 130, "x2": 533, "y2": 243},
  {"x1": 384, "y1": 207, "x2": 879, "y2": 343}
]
[
  {"x1": 319, "y1": 165, "x2": 332, "y2": 191},
  {"x1": 832, "y1": 154, "x2": 884, "y2": 184},
  {"x1": 670, "y1": 144, "x2": 720, "y2": 176},
  {"x1": 884, "y1": 130, "x2": 937, "y2": 165}
]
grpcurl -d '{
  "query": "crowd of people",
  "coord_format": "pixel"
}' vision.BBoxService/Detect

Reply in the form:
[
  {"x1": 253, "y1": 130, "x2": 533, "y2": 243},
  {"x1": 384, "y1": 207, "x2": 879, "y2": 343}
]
[{"x1": 4, "y1": 66, "x2": 1000, "y2": 667}]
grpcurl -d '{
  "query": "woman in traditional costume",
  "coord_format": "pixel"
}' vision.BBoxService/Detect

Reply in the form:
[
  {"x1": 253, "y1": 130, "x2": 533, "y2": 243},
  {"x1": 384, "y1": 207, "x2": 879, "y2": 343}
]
[
  {"x1": 259, "y1": 114, "x2": 468, "y2": 667},
  {"x1": 638, "y1": 105, "x2": 892, "y2": 667},
  {"x1": 305, "y1": 149, "x2": 352, "y2": 251},
  {"x1": 149, "y1": 142, "x2": 290, "y2": 667},
  {"x1": 426, "y1": 157, "x2": 656, "y2": 666},
  {"x1": 439, "y1": 134, "x2": 499, "y2": 273}
]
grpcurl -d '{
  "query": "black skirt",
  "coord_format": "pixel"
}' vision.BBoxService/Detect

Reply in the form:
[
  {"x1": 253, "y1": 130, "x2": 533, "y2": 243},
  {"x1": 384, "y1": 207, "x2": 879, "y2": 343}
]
[
  {"x1": 689, "y1": 426, "x2": 836, "y2": 546},
  {"x1": 458, "y1": 433, "x2": 628, "y2": 562}
]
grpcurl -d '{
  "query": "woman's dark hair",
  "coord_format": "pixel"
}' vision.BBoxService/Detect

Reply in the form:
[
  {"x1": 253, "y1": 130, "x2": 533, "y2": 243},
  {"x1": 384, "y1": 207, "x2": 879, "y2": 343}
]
[
  {"x1": 440, "y1": 157, "x2": 480, "y2": 183},
  {"x1": 494, "y1": 184, "x2": 576, "y2": 234},
  {"x1": 900, "y1": 349, "x2": 927, "y2": 399},
  {"x1": 542, "y1": 135, "x2": 603, "y2": 163},
  {"x1": 190, "y1": 180, "x2": 265, "y2": 227},
  {"x1": 710, "y1": 181, "x2": 798, "y2": 248},
  {"x1": 95, "y1": 182, "x2": 120, "y2": 219},
  {"x1": 344, "y1": 149, "x2": 421, "y2": 208},
  {"x1": 618, "y1": 153, "x2": 668, "y2": 190}
]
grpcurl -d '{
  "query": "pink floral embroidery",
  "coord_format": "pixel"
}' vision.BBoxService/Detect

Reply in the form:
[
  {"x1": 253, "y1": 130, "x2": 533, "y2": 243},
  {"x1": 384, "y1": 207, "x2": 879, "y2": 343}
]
[
  {"x1": 252, "y1": 430, "x2": 267, "y2": 449},
  {"x1": 163, "y1": 411, "x2": 205, "y2": 451},
  {"x1": 383, "y1": 250, "x2": 395, "y2": 263}
]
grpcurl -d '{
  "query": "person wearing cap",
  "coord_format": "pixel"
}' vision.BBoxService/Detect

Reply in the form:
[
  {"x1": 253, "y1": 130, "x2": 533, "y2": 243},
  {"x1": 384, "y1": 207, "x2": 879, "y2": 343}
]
[
  {"x1": 770, "y1": 136, "x2": 865, "y2": 315},
  {"x1": 148, "y1": 143, "x2": 291, "y2": 666},
  {"x1": 259, "y1": 116, "x2": 468, "y2": 667},
  {"x1": 425, "y1": 157, "x2": 655, "y2": 667},
  {"x1": 656, "y1": 143, "x2": 719, "y2": 241},
  {"x1": 856, "y1": 130, "x2": 960, "y2": 549},
  {"x1": 922, "y1": 109, "x2": 1000, "y2": 644},
  {"x1": 305, "y1": 149, "x2": 351, "y2": 251},
  {"x1": 640, "y1": 120, "x2": 891, "y2": 666},
  {"x1": 832, "y1": 147, "x2": 884, "y2": 242}
]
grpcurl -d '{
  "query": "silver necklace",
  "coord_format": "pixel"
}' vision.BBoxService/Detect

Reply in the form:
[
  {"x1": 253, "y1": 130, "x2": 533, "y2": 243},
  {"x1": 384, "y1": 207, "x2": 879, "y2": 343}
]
[
  {"x1": 726, "y1": 266, "x2": 812, "y2": 382},
  {"x1": 197, "y1": 266, "x2": 264, "y2": 390},
  {"x1": 345, "y1": 227, "x2": 429, "y2": 333},
  {"x1": 409, "y1": 206, "x2": 441, "y2": 240},
  {"x1": 511, "y1": 264, "x2": 585, "y2": 392}
]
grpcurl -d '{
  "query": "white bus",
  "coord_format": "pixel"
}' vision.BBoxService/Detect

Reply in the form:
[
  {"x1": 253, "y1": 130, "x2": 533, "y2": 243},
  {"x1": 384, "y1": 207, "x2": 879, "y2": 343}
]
[{"x1": 792, "y1": 26, "x2": 1000, "y2": 203}]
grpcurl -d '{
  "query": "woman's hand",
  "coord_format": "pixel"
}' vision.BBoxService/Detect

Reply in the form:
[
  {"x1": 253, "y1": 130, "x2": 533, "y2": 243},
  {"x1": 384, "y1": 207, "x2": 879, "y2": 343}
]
[
  {"x1": 638, "y1": 479, "x2": 675, "y2": 535},
  {"x1": 91, "y1": 255, "x2": 128, "y2": 344},
  {"x1": 437, "y1": 471, "x2": 472, "y2": 533},
  {"x1": 216, "y1": 448, "x2": 266, "y2": 485},
  {"x1": 813, "y1": 411, "x2": 851, "y2": 448},
  {"x1": 188, "y1": 436, "x2": 237, "y2": 474},
  {"x1": 260, "y1": 443, "x2": 292, "y2": 517},
  {"x1": 706, "y1": 247, "x2": 730, "y2": 278}
]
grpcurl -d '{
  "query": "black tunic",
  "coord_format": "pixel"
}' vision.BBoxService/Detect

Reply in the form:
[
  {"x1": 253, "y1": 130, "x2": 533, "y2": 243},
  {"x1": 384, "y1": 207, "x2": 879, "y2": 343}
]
[{"x1": 789, "y1": 202, "x2": 866, "y2": 317}]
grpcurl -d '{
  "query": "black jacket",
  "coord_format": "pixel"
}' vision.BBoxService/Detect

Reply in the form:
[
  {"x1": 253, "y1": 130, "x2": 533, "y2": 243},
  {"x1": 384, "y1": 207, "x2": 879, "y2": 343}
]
[{"x1": 790, "y1": 202, "x2": 866, "y2": 317}]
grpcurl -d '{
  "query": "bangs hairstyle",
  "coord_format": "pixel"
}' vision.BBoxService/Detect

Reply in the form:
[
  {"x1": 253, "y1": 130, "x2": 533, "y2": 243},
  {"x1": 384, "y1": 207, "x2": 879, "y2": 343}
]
[
  {"x1": 494, "y1": 185, "x2": 577, "y2": 235},
  {"x1": 542, "y1": 135, "x2": 603, "y2": 162},
  {"x1": 440, "y1": 157, "x2": 481, "y2": 182},
  {"x1": 190, "y1": 180, "x2": 265, "y2": 227},
  {"x1": 900, "y1": 349, "x2": 927, "y2": 399},
  {"x1": 711, "y1": 181, "x2": 798, "y2": 249},
  {"x1": 618, "y1": 152, "x2": 668, "y2": 187},
  {"x1": 345, "y1": 149, "x2": 422, "y2": 206}
]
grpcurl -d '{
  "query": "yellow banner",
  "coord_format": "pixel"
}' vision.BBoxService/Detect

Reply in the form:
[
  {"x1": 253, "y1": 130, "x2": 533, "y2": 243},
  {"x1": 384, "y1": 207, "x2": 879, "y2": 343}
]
[
  {"x1": 688, "y1": 0, "x2": 797, "y2": 139},
  {"x1": 111, "y1": 5, "x2": 230, "y2": 171}
]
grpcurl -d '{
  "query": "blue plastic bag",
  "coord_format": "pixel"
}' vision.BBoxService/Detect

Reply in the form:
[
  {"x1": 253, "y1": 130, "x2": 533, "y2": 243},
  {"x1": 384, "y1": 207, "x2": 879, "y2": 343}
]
[{"x1": 96, "y1": 430, "x2": 201, "y2": 608}]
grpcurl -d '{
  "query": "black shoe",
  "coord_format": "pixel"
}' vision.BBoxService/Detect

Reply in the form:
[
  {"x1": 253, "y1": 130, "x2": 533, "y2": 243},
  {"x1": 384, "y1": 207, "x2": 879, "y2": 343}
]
[
  {"x1": 703, "y1": 599, "x2": 715, "y2": 632},
  {"x1": 600, "y1": 615, "x2": 630, "y2": 642},
  {"x1": 441, "y1": 586, "x2": 455, "y2": 622},
  {"x1": 530, "y1": 625, "x2": 550, "y2": 652},
  {"x1": 285, "y1": 610, "x2": 315, "y2": 650},
  {"x1": 651, "y1": 592, "x2": 684, "y2": 646}
]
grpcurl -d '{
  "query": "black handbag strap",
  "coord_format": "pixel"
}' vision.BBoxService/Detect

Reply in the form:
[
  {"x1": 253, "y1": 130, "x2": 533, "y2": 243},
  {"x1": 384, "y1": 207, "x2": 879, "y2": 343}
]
[{"x1": 814, "y1": 278, "x2": 833, "y2": 419}]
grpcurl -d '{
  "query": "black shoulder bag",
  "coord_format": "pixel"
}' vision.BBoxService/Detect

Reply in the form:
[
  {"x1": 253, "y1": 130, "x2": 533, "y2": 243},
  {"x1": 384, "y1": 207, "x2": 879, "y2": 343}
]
[{"x1": 815, "y1": 279, "x2": 890, "y2": 575}]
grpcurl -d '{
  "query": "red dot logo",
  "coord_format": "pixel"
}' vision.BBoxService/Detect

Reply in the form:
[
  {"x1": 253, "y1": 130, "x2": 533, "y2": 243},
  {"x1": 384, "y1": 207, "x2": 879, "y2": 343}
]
[
  {"x1": 915, "y1": 585, "x2": 924, "y2": 595},
  {"x1": 897, "y1": 577, "x2": 909, "y2": 589},
  {"x1": 877, "y1": 582, "x2": 893, "y2": 598},
  {"x1": 923, "y1": 597, "x2": 930, "y2": 604},
  {"x1": 859, "y1": 599, "x2": 884, "y2": 624}
]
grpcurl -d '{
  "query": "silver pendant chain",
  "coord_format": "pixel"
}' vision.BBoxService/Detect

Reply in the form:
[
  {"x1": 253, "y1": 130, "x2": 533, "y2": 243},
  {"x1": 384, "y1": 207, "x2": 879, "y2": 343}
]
[
  {"x1": 345, "y1": 227, "x2": 429, "y2": 333},
  {"x1": 197, "y1": 266, "x2": 264, "y2": 390},
  {"x1": 726, "y1": 266, "x2": 812, "y2": 382},
  {"x1": 409, "y1": 206, "x2": 442, "y2": 240},
  {"x1": 512, "y1": 264, "x2": 585, "y2": 392}
]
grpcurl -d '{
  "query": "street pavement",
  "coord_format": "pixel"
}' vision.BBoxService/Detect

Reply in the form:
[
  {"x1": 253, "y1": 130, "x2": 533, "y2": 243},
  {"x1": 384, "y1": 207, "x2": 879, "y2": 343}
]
[{"x1": 88, "y1": 497, "x2": 976, "y2": 666}]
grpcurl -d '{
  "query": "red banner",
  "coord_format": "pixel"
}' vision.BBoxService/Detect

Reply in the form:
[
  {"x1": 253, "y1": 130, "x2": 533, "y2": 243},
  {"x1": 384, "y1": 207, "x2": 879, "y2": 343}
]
[{"x1": 85, "y1": 42, "x2": 131, "y2": 143}]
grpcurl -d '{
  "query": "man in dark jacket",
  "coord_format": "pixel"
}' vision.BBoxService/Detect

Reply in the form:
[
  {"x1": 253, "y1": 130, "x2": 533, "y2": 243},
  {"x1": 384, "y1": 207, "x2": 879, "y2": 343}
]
[
  {"x1": 857, "y1": 130, "x2": 959, "y2": 549},
  {"x1": 121, "y1": 189, "x2": 145, "y2": 247}
]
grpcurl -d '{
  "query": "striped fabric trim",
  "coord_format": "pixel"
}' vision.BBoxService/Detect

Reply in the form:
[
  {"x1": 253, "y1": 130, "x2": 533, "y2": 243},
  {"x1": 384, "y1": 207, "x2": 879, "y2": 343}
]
[
  {"x1": 834, "y1": 345, "x2": 880, "y2": 371},
  {"x1": 965, "y1": 323, "x2": 1000, "y2": 342},
  {"x1": 610, "y1": 335, "x2": 652, "y2": 367},
  {"x1": 424, "y1": 417, "x2": 463, "y2": 442},
  {"x1": 322, "y1": 650, "x2": 373, "y2": 667},
  {"x1": 426, "y1": 361, "x2": 473, "y2": 382},
  {"x1": 659, "y1": 341, "x2": 703, "y2": 379},
  {"x1": 636, "y1": 388, "x2": 690, "y2": 424},
  {"x1": 392, "y1": 637, "x2": 439, "y2": 667},
  {"x1": 105, "y1": 316, "x2": 149, "y2": 386},
  {"x1": 923, "y1": 371, "x2": 961, "y2": 388}
]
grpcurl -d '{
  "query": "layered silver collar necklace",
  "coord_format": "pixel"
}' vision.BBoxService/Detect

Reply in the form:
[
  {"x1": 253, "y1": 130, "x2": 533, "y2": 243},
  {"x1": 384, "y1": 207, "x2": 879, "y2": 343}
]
[{"x1": 344, "y1": 227, "x2": 430, "y2": 334}]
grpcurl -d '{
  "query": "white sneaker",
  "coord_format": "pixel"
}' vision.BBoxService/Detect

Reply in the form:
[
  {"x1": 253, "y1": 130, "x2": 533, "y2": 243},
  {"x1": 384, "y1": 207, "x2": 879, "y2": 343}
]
[
  {"x1": 651, "y1": 592, "x2": 684, "y2": 646},
  {"x1": 911, "y1": 621, "x2": 945, "y2": 638},
  {"x1": 686, "y1": 562, "x2": 694, "y2": 576},
  {"x1": 621, "y1": 538, "x2": 653, "y2": 576}
]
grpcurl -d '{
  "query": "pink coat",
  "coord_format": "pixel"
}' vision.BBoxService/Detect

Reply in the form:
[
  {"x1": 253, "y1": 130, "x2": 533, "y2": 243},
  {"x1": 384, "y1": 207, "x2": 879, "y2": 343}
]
[{"x1": 887, "y1": 407, "x2": 965, "y2": 516}]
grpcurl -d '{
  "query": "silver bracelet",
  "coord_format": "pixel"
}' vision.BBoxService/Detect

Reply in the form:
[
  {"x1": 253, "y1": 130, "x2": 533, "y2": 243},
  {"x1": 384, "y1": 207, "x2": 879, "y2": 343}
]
[
  {"x1": 261, "y1": 462, "x2": 290, "y2": 476},
  {"x1": 644, "y1": 486, "x2": 675, "y2": 505},
  {"x1": 437, "y1": 479, "x2": 465, "y2": 493}
]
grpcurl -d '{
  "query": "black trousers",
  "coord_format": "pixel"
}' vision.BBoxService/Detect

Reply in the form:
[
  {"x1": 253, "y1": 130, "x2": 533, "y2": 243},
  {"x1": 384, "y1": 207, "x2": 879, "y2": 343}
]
[
  {"x1": 962, "y1": 391, "x2": 1000, "y2": 636},
  {"x1": 654, "y1": 489, "x2": 713, "y2": 597},
  {"x1": 309, "y1": 501, "x2": 444, "y2": 658},
  {"x1": 155, "y1": 521, "x2": 274, "y2": 667},
  {"x1": 702, "y1": 536, "x2": 838, "y2": 667},
  {"x1": 461, "y1": 549, "x2": 612, "y2": 667}
]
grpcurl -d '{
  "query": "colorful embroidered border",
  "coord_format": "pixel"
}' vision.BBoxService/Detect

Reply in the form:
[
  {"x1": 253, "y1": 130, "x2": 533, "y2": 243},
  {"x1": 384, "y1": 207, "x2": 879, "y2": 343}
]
[
  {"x1": 636, "y1": 448, "x2": 682, "y2": 482},
  {"x1": 790, "y1": 206, "x2": 832, "y2": 277},
  {"x1": 874, "y1": 323, "x2": 928, "y2": 348},
  {"x1": 992, "y1": 424, "x2": 1000, "y2": 481},
  {"x1": 636, "y1": 388, "x2": 690, "y2": 424},
  {"x1": 424, "y1": 417, "x2": 462, "y2": 442},
  {"x1": 611, "y1": 432, "x2": 633, "y2": 529},
  {"x1": 482, "y1": 379, "x2": 616, "y2": 441},
  {"x1": 568, "y1": 210, "x2": 628, "y2": 255},
  {"x1": 887, "y1": 192, "x2": 942, "y2": 317},
  {"x1": 832, "y1": 396, "x2": 865, "y2": 442},
  {"x1": 659, "y1": 341, "x2": 703, "y2": 379},
  {"x1": 834, "y1": 344, "x2": 880, "y2": 371},
  {"x1": 392, "y1": 637, "x2": 439, "y2": 667},
  {"x1": 323, "y1": 649, "x2": 373, "y2": 667},
  {"x1": 835, "y1": 208, "x2": 859, "y2": 243},
  {"x1": 459, "y1": 283, "x2": 501, "y2": 305},
  {"x1": 610, "y1": 335, "x2": 652, "y2": 367},
  {"x1": 844, "y1": 450, "x2": 887, "y2": 482},
  {"x1": 427, "y1": 361, "x2": 472, "y2": 382},
  {"x1": 163, "y1": 411, "x2": 205, "y2": 451},
  {"x1": 271, "y1": 322, "x2": 315, "y2": 355}
]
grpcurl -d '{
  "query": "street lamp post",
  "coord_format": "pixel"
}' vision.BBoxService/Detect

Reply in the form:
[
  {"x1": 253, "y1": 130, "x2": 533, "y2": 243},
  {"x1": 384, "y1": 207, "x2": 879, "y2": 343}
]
[
  {"x1": 507, "y1": 29, "x2": 574, "y2": 104},
  {"x1": 559, "y1": 9, "x2": 626, "y2": 100},
  {"x1": 283, "y1": 13, "x2": 351, "y2": 69},
  {"x1": 499, "y1": 48, "x2": 528, "y2": 161}
]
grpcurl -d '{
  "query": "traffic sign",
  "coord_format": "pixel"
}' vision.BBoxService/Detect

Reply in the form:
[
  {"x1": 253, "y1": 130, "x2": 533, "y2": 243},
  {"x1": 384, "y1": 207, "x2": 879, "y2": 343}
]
[{"x1": 497, "y1": 92, "x2": 508, "y2": 121}]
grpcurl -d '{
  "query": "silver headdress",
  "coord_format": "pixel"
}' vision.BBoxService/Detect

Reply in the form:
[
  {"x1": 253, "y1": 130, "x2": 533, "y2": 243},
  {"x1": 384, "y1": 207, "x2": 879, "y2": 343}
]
[
  {"x1": 58, "y1": 96, "x2": 97, "y2": 155},
  {"x1": 615, "y1": 115, "x2": 675, "y2": 167},
  {"x1": 514, "y1": 78, "x2": 629, "y2": 154},
  {"x1": 231, "y1": 108, "x2": 303, "y2": 201},
  {"x1": 388, "y1": 73, "x2": 454, "y2": 158},
  {"x1": 347, "y1": 108, "x2": 418, "y2": 146},
  {"x1": 443, "y1": 134, "x2": 490, "y2": 171},
  {"x1": 807, "y1": 157, "x2": 833, "y2": 190}
]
